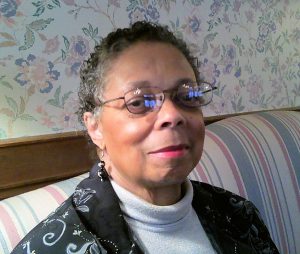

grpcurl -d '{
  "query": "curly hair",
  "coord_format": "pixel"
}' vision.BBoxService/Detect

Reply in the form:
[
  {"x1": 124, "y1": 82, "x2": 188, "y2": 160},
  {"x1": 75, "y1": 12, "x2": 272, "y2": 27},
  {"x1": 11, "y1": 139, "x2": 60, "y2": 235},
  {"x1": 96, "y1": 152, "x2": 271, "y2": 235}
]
[{"x1": 77, "y1": 21, "x2": 199, "y2": 125}]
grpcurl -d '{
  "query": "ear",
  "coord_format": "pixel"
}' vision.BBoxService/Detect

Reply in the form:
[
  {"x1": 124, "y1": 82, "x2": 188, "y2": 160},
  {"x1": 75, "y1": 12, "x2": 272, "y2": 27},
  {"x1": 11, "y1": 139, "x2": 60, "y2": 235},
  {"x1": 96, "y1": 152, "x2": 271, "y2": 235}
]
[{"x1": 83, "y1": 112, "x2": 105, "y2": 149}]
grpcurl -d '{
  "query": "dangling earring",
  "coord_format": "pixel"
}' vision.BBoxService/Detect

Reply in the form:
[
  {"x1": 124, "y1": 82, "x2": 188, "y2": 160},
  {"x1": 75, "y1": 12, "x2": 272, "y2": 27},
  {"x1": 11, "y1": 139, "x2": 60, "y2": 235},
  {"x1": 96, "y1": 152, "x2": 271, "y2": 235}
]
[{"x1": 97, "y1": 150, "x2": 108, "y2": 181}]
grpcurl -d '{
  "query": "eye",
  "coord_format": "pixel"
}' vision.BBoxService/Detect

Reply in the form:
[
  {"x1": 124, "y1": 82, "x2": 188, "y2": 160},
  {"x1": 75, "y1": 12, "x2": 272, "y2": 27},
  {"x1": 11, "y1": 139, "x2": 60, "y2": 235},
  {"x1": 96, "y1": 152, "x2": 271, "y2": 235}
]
[
  {"x1": 124, "y1": 87, "x2": 164, "y2": 114},
  {"x1": 126, "y1": 95, "x2": 156, "y2": 114},
  {"x1": 127, "y1": 97, "x2": 144, "y2": 107},
  {"x1": 126, "y1": 96, "x2": 146, "y2": 110},
  {"x1": 176, "y1": 86, "x2": 205, "y2": 107}
]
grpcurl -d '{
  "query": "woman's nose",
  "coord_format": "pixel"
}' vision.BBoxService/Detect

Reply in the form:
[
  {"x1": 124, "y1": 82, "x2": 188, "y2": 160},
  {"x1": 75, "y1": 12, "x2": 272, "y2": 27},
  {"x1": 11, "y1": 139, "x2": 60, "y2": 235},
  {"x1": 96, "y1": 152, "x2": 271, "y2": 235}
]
[{"x1": 154, "y1": 97, "x2": 186, "y2": 129}]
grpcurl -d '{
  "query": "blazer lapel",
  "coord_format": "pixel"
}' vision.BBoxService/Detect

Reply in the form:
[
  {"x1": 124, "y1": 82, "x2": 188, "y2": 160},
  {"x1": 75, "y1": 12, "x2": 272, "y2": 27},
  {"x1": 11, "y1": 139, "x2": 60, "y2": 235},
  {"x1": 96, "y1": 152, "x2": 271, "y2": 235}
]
[{"x1": 73, "y1": 164, "x2": 143, "y2": 254}]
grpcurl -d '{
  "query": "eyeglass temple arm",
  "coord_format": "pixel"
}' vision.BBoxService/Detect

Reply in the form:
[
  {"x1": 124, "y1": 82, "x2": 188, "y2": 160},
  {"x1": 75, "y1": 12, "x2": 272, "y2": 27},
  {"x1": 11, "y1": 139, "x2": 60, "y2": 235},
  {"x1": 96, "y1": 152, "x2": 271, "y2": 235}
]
[
  {"x1": 202, "y1": 86, "x2": 217, "y2": 94},
  {"x1": 99, "y1": 96, "x2": 125, "y2": 106}
]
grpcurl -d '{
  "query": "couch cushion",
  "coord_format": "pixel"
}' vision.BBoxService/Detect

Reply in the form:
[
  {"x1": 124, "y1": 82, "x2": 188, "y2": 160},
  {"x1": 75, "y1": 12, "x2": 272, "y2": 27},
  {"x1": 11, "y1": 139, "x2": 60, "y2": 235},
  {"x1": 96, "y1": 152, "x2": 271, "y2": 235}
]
[
  {"x1": 189, "y1": 111, "x2": 300, "y2": 254},
  {"x1": 0, "y1": 173, "x2": 88, "y2": 254}
]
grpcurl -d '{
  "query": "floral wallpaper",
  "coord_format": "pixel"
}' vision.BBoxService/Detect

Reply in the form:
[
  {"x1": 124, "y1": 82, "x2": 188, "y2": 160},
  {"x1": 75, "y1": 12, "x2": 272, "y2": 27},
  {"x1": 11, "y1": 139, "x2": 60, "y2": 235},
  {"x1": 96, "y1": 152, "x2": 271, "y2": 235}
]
[{"x1": 0, "y1": 0, "x2": 299, "y2": 139}]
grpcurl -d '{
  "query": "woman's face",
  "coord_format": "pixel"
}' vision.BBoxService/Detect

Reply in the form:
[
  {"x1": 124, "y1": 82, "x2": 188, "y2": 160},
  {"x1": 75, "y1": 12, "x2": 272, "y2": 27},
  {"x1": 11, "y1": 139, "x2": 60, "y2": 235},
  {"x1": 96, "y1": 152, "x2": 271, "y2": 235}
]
[{"x1": 93, "y1": 42, "x2": 205, "y2": 196}]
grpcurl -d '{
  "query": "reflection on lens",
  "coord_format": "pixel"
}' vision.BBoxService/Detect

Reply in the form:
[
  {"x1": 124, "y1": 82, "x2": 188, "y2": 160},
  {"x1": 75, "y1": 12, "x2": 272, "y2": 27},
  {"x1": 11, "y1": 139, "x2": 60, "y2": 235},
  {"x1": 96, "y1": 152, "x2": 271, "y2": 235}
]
[{"x1": 144, "y1": 99, "x2": 156, "y2": 108}]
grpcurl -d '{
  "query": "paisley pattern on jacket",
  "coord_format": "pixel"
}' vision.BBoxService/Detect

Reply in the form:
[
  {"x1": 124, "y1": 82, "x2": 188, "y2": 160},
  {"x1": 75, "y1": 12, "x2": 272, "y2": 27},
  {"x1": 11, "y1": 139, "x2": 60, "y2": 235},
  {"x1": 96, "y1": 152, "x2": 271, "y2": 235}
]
[{"x1": 11, "y1": 163, "x2": 279, "y2": 254}]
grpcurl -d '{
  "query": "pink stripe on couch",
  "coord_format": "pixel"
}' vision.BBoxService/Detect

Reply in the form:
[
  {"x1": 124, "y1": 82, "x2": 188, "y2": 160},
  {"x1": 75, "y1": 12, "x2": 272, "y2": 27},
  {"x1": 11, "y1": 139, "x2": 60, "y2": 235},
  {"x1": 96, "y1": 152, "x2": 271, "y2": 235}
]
[
  {"x1": 206, "y1": 131, "x2": 246, "y2": 197},
  {"x1": 194, "y1": 162, "x2": 209, "y2": 183},
  {"x1": 44, "y1": 185, "x2": 67, "y2": 205},
  {"x1": 0, "y1": 206, "x2": 21, "y2": 250}
]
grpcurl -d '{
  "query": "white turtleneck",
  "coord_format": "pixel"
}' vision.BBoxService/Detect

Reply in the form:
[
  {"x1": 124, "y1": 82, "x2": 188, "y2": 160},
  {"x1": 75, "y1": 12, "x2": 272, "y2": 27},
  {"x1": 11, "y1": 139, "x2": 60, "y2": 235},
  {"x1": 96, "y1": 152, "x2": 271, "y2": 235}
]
[{"x1": 111, "y1": 180, "x2": 216, "y2": 254}]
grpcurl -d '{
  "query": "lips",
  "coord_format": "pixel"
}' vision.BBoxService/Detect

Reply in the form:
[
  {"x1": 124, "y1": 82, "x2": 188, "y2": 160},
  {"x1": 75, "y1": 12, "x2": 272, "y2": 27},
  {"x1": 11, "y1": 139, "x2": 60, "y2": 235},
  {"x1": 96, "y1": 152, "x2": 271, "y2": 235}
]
[
  {"x1": 149, "y1": 144, "x2": 188, "y2": 153},
  {"x1": 148, "y1": 144, "x2": 189, "y2": 158}
]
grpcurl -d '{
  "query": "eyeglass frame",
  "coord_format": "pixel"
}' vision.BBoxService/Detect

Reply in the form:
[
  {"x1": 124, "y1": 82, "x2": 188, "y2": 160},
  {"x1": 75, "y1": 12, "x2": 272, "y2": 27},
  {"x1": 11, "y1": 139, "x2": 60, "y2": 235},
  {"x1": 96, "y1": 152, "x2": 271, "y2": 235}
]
[{"x1": 97, "y1": 81, "x2": 216, "y2": 114}]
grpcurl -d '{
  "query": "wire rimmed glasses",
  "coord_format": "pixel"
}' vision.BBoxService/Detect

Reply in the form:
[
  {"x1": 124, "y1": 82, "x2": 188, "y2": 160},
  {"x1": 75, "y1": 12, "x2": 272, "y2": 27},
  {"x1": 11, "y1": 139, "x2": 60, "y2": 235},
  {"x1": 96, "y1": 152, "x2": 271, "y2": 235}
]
[{"x1": 99, "y1": 81, "x2": 216, "y2": 114}]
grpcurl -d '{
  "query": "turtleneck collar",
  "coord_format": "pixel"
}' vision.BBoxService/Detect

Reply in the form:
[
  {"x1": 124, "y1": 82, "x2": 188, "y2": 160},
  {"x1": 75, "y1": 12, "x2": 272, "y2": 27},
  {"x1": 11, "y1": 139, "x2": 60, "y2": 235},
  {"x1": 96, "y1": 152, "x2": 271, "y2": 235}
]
[{"x1": 111, "y1": 180, "x2": 194, "y2": 232}]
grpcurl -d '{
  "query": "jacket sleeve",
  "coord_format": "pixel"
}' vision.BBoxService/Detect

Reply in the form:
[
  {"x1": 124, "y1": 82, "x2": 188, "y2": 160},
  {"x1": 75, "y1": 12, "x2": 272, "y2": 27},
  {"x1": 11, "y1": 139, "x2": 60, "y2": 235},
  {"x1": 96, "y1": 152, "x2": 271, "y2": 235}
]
[{"x1": 10, "y1": 197, "x2": 106, "y2": 254}]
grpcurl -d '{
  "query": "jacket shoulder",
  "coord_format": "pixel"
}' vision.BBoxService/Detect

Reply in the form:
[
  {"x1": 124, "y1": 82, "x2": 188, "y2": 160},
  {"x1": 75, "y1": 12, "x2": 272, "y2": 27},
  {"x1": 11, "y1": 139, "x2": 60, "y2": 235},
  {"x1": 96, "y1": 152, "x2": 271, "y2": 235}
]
[
  {"x1": 191, "y1": 180, "x2": 279, "y2": 254},
  {"x1": 10, "y1": 197, "x2": 100, "y2": 254}
]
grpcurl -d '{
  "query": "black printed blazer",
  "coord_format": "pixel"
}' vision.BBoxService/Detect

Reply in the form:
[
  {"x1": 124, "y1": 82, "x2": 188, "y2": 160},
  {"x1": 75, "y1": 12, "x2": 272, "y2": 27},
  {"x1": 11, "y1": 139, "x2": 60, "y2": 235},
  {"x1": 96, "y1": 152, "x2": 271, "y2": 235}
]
[{"x1": 11, "y1": 164, "x2": 279, "y2": 254}]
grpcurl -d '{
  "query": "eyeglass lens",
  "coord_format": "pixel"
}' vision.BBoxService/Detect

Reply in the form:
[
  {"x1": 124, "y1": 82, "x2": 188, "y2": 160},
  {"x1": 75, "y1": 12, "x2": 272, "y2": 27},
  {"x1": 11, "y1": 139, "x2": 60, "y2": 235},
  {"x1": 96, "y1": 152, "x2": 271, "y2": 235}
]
[{"x1": 124, "y1": 82, "x2": 213, "y2": 114}]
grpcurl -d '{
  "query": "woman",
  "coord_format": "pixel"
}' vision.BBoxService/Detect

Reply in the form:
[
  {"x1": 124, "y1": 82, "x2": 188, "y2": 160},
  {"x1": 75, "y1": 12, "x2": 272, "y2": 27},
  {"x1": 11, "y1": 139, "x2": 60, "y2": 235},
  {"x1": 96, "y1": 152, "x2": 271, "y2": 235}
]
[{"x1": 11, "y1": 21, "x2": 279, "y2": 254}]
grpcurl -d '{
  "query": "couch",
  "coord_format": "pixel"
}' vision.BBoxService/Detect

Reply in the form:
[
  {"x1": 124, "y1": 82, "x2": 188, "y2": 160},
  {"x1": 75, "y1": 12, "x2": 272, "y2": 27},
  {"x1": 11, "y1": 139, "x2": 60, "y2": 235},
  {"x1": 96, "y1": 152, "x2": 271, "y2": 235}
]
[{"x1": 0, "y1": 110, "x2": 299, "y2": 254}]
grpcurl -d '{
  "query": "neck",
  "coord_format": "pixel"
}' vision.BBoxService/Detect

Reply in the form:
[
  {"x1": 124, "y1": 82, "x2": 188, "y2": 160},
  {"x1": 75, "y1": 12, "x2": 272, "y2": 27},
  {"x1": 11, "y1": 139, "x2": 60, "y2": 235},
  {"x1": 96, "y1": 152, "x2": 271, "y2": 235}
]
[
  {"x1": 111, "y1": 177, "x2": 183, "y2": 206},
  {"x1": 137, "y1": 183, "x2": 183, "y2": 206}
]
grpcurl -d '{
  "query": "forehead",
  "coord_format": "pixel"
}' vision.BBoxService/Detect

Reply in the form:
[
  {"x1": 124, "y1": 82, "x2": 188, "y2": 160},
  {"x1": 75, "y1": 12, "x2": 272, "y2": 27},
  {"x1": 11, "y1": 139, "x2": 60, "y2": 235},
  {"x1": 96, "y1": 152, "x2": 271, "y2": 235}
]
[{"x1": 104, "y1": 42, "x2": 195, "y2": 94}]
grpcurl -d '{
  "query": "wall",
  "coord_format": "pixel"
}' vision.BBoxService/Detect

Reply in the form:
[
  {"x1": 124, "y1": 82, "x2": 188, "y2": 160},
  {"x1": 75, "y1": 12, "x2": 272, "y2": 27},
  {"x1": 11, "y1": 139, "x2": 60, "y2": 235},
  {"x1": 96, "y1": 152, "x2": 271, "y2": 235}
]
[{"x1": 0, "y1": 0, "x2": 299, "y2": 139}]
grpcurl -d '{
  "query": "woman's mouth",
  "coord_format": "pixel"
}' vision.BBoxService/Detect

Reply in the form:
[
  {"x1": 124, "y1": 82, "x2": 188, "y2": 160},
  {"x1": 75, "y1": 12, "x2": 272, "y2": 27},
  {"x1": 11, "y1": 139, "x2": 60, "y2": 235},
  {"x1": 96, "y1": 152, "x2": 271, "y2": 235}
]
[{"x1": 148, "y1": 145, "x2": 189, "y2": 158}]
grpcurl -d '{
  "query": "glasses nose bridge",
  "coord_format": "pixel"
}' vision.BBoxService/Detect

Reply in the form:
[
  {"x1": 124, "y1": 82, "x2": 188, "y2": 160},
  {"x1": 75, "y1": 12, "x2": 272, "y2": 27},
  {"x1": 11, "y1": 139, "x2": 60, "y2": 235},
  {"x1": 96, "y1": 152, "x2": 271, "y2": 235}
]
[
  {"x1": 161, "y1": 87, "x2": 177, "y2": 103},
  {"x1": 157, "y1": 88, "x2": 179, "y2": 111}
]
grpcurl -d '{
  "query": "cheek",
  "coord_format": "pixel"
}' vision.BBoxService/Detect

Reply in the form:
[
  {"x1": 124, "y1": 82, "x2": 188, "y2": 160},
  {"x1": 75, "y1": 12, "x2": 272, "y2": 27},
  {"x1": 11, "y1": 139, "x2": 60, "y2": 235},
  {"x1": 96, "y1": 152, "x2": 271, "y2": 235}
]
[
  {"x1": 102, "y1": 117, "x2": 153, "y2": 177},
  {"x1": 189, "y1": 115, "x2": 205, "y2": 154},
  {"x1": 102, "y1": 115, "x2": 151, "y2": 154},
  {"x1": 198, "y1": 120, "x2": 205, "y2": 143},
  {"x1": 189, "y1": 112, "x2": 205, "y2": 135}
]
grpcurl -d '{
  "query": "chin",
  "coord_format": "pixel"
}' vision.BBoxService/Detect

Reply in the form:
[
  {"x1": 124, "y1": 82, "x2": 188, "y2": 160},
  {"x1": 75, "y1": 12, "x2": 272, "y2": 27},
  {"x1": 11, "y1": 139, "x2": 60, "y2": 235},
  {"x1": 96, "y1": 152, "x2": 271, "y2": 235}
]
[{"x1": 148, "y1": 170, "x2": 190, "y2": 187}]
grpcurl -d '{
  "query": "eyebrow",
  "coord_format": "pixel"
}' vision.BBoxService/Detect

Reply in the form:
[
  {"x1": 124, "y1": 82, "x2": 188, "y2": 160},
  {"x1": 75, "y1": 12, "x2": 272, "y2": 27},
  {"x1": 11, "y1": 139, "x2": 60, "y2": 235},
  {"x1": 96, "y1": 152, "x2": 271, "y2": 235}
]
[
  {"x1": 174, "y1": 78, "x2": 196, "y2": 86},
  {"x1": 125, "y1": 80, "x2": 151, "y2": 91},
  {"x1": 125, "y1": 77, "x2": 196, "y2": 92}
]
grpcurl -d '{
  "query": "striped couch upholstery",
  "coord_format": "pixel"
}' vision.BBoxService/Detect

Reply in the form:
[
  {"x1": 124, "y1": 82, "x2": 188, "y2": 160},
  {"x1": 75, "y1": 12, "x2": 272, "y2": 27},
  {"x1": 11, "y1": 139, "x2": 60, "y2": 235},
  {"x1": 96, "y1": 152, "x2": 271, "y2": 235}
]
[
  {"x1": 190, "y1": 110, "x2": 300, "y2": 254},
  {"x1": 1, "y1": 111, "x2": 299, "y2": 254}
]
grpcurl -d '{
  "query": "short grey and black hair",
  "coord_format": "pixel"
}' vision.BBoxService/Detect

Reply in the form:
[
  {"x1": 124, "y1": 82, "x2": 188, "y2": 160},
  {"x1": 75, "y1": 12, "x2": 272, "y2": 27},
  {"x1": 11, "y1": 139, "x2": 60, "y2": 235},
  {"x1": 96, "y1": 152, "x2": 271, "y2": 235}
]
[{"x1": 77, "y1": 21, "x2": 199, "y2": 125}]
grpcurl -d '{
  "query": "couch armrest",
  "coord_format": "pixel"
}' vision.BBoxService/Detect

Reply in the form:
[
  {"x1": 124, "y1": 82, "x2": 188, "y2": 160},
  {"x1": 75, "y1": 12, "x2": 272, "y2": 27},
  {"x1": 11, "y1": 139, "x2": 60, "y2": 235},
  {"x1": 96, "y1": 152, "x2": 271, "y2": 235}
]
[{"x1": 0, "y1": 173, "x2": 88, "y2": 254}]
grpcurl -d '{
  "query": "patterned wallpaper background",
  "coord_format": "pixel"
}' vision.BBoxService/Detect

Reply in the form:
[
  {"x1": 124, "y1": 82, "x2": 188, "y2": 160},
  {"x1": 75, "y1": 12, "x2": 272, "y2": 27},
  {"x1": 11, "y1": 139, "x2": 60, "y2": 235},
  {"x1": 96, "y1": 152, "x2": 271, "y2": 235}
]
[{"x1": 0, "y1": 0, "x2": 299, "y2": 139}]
